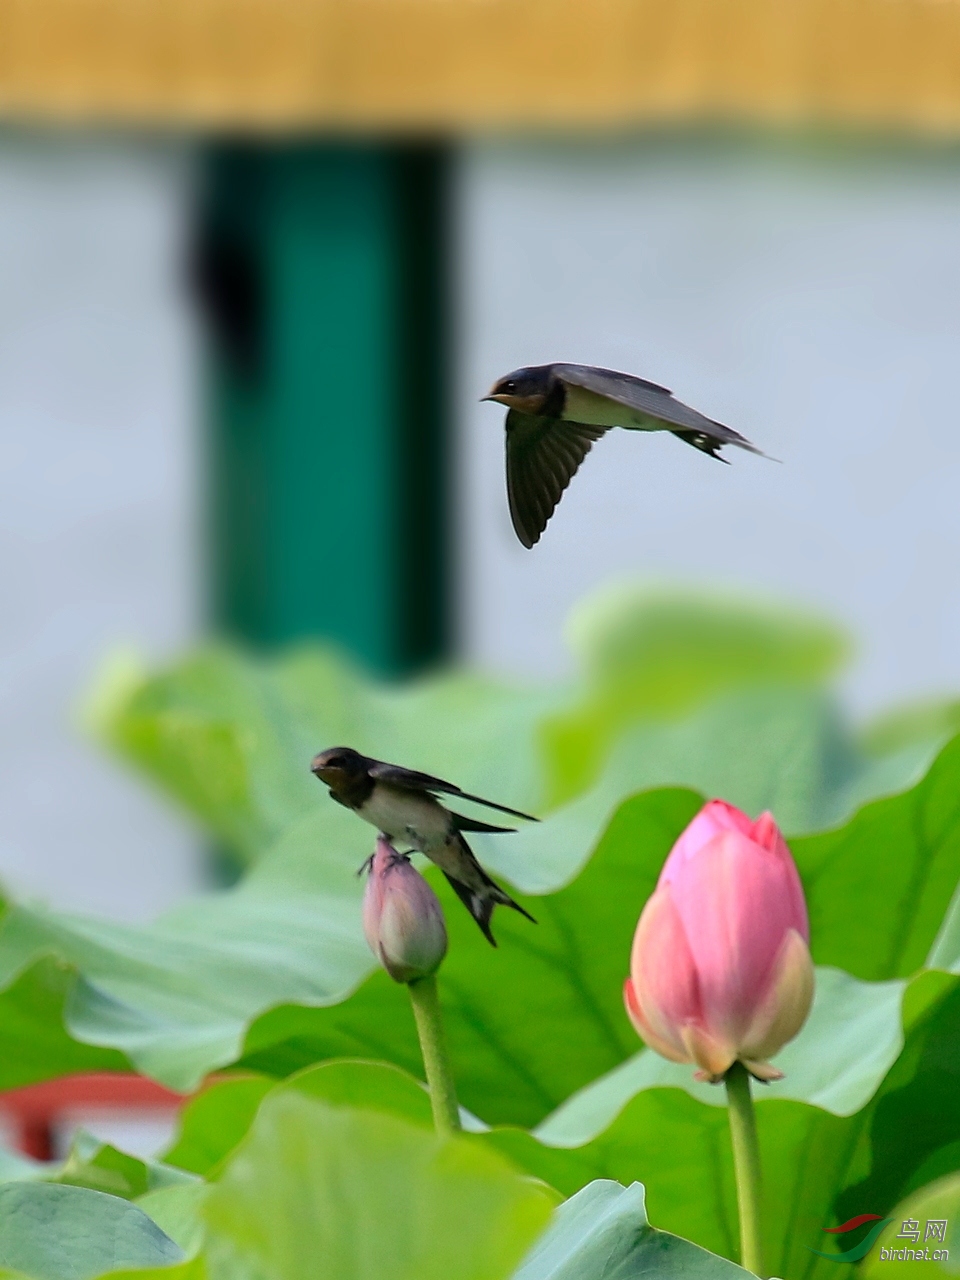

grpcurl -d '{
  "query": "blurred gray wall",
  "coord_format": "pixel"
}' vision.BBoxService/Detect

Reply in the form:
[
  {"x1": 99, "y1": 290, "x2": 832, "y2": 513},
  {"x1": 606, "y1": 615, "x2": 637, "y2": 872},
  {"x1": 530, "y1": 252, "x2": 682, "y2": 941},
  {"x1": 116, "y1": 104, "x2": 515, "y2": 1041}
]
[
  {"x1": 0, "y1": 137, "x2": 201, "y2": 920},
  {"x1": 459, "y1": 140, "x2": 960, "y2": 715}
]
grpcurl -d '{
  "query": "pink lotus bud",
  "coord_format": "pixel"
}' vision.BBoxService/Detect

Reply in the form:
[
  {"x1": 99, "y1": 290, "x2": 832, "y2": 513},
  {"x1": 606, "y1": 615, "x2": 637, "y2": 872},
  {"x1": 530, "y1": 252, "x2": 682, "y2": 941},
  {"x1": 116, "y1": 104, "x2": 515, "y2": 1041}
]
[
  {"x1": 362, "y1": 837, "x2": 448, "y2": 984},
  {"x1": 624, "y1": 800, "x2": 814, "y2": 1082}
]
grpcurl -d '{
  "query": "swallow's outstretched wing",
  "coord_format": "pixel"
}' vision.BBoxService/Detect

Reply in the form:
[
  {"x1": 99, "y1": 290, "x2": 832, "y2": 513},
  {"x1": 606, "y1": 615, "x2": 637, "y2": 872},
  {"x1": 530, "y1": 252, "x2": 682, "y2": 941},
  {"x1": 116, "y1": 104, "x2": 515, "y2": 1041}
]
[
  {"x1": 505, "y1": 409, "x2": 607, "y2": 549},
  {"x1": 554, "y1": 364, "x2": 765, "y2": 457},
  {"x1": 367, "y1": 760, "x2": 539, "y2": 823}
]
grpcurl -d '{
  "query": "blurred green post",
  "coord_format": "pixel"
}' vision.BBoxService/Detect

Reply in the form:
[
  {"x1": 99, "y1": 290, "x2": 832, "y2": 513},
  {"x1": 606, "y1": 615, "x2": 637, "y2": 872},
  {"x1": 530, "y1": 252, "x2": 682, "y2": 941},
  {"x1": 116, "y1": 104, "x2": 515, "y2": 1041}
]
[{"x1": 197, "y1": 142, "x2": 452, "y2": 675}]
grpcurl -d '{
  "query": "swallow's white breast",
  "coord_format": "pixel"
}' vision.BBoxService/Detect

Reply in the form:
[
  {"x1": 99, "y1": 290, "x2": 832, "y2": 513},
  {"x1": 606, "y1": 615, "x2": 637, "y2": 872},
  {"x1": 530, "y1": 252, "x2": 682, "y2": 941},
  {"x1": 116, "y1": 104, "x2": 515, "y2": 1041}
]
[
  {"x1": 357, "y1": 786, "x2": 451, "y2": 849},
  {"x1": 562, "y1": 383, "x2": 661, "y2": 431}
]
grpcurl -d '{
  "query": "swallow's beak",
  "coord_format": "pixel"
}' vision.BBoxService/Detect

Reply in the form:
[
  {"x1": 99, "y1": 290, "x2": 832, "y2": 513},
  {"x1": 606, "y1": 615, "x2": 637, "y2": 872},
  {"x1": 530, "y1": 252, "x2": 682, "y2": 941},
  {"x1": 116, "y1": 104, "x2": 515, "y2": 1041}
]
[{"x1": 482, "y1": 387, "x2": 507, "y2": 405}]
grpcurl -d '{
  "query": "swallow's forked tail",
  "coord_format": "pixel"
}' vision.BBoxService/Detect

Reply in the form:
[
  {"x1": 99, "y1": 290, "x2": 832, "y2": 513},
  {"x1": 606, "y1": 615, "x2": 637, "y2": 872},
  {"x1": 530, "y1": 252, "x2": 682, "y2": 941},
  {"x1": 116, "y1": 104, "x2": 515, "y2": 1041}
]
[
  {"x1": 672, "y1": 422, "x2": 776, "y2": 462},
  {"x1": 443, "y1": 836, "x2": 536, "y2": 947}
]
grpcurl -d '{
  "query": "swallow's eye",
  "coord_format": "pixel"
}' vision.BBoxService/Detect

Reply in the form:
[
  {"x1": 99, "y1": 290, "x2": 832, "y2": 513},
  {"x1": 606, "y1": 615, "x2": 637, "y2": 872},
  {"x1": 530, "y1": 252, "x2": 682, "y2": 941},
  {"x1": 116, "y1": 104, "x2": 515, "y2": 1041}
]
[{"x1": 502, "y1": 381, "x2": 517, "y2": 393}]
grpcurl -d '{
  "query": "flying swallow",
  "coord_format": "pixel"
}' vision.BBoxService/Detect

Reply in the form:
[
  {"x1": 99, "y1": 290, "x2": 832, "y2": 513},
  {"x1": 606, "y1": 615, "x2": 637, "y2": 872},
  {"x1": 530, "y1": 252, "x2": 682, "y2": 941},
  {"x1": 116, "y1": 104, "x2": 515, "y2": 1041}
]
[
  {"x1": 310, "y1": 747, "x2": 537, "y2": 945},
  {"x1": 483, "y1": 362, "x2": 767, "y2": 548}
]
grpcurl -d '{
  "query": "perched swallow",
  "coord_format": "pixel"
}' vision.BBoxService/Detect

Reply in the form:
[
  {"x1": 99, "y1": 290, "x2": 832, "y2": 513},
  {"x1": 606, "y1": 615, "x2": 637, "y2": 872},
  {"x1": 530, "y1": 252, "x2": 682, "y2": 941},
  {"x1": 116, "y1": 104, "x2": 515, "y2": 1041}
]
[
  {"x1": 483, "y1": 363, "x2": 766, "y2": 548},
  {"x1": 310, "y1": 747, "x2": 538, "y2": 945}
]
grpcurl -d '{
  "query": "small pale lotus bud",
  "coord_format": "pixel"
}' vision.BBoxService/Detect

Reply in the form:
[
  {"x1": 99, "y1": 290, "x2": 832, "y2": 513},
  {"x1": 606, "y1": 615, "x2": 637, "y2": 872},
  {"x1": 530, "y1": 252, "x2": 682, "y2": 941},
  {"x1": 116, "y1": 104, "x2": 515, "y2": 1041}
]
[
  {"x1": 624, "y1": 800, "x2": 815, "y2": 1082},
  {"x1": 362, "y1": 837, "x2": 448, "y2": 984}
]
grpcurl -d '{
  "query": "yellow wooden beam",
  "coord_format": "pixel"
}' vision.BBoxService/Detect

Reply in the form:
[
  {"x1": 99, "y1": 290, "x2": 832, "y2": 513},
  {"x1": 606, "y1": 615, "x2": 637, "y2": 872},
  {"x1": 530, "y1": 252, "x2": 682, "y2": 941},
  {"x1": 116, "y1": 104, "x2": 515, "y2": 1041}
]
[{"x1": 1, "y1": 0, "x2": 959, "y2": 133}]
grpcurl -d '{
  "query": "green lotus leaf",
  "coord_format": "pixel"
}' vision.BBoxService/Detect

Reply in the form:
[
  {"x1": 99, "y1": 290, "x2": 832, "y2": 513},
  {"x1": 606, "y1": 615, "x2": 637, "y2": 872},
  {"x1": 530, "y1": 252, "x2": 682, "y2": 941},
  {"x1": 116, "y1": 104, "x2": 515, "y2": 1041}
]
[
  {"x1": 541, "y1": 583, "x2": 850, "y2": 803},
  {"x1": 203, "y1": 1093, "x2": 554, "y2": 1280},
  {"x1": 0, "y1": 1184, "x2": 182, "y2": 1280},
  {"x1": 513, "y1": 1178, "x2": 750, "y2": 1280}
]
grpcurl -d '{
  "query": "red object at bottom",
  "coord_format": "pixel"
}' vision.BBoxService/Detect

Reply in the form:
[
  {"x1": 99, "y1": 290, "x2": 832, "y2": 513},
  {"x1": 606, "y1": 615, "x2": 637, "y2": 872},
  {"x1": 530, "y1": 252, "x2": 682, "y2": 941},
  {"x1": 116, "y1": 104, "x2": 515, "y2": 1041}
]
[{"x1": 0, "y1": 1073, "x2": 188, "y2": 1160}]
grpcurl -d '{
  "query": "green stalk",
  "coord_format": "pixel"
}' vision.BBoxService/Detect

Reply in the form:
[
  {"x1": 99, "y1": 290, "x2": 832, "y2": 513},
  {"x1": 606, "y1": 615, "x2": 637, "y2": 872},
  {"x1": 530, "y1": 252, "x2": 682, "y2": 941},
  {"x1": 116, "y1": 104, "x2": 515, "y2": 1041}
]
[
  {"x1": 408, "y1": 973, "x2": 461, "y2": 1136},
  {"x1": 725, "y1": 1061, "x2": 764, "y2": 1276}
]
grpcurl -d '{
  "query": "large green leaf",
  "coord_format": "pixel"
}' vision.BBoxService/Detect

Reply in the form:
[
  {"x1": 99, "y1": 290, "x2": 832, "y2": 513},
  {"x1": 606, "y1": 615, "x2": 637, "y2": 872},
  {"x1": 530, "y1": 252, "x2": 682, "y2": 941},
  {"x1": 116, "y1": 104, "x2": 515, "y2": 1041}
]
[
  {"x1": 0, "y1": 1183, "x2": 182, "y2": 1280},
  {"x1": 162, "y1": 1060, "x2": 449, "y2": 1180},
  {"x1": 513, "y1": 1179, "x2": 749, "y2": 1280},
  {"x1": 161, "y1": 1059, "x2": 442, "y2": 1183},
  {"x1": 203, "y1": 1093, "x2": 554, "y2": 1280},
  {"x1": 792, "y1": 735, "x2": 960, "y2": 981},
  {"x1": 272, "y1": 1058, "x2": 438, "y2": 1126},
  {"x1": 540, "y1": 583, "x2": 849, "y2": 804}
]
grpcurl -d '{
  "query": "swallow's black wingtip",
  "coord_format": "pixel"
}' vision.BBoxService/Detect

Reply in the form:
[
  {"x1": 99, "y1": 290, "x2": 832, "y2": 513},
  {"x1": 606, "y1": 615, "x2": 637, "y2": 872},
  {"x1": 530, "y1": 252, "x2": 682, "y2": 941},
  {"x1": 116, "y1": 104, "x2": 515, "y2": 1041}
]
[
  {"x1": 513, "y1": 522, "x2": 538, "y2": 550},
  {"x1": 498, "y1": 800, "x2": 540, "y2": 823},
  {"x1": 509, "y1": 506, "x2": 541, "y2": 550},
  {"x1": 504, "y1": 807, "x2": 539, "y2": 824},
  {"x1": 455, "y1": 791, "x2": 540, "y2": 824}
]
